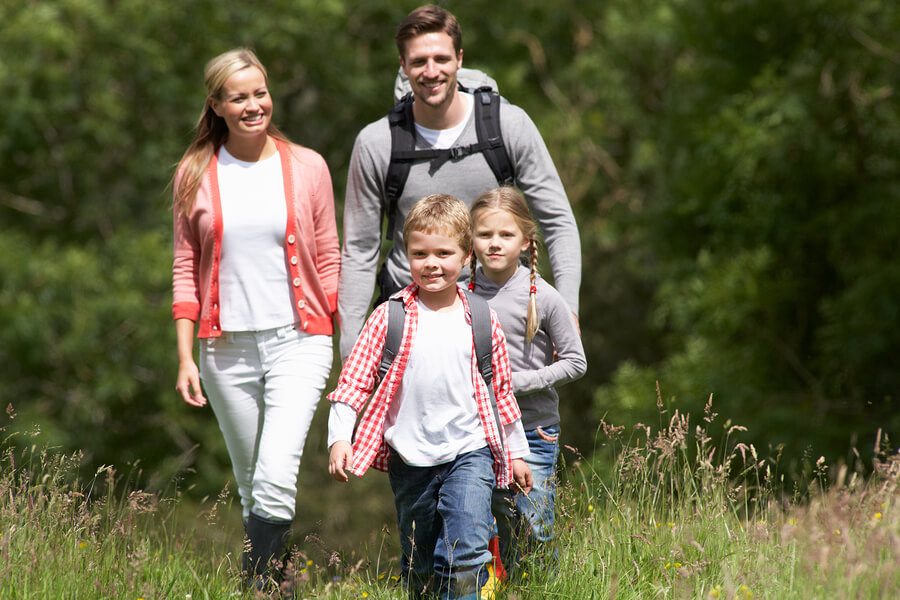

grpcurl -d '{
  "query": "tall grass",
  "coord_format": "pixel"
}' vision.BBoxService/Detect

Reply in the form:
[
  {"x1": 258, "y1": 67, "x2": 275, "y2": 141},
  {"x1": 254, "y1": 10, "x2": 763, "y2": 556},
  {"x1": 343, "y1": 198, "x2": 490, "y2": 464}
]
[{"x1": 3, "y1": 394, "x2": 899, "y2": 599}]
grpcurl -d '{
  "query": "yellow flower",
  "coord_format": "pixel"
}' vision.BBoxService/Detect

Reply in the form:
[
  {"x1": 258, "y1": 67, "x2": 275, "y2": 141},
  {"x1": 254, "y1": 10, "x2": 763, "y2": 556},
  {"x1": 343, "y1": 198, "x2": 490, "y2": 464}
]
[
  {"x1": 738, "y1": 584, "x2": 753, "y2": 598},
  {"x1": 711, "y1": 589, "x2": 721, "y2": 599},
  {"x1": 78, "y1": 542, "x2": 87, "y2": 549},
  {"x1": 667, "y1": 522, "x2": 675, "y2": 528},
  {"x1": 875, "y1": 512, "x2": 882, "y2": 520},
  {"x1": 833, "y1": 529, "x2": 841, "y2": 536},
  {"x1": 674, "y1": 562, "x2": 682, "y2": 568},
  {"x1": 379, "y1": 573, "x2": 386, "y2": 580},
  {"x1": 307, "y1": 559, "x2": 314, "y2": 566},
  {"x1": 787, "y1": 517, "x2": 798, "y2": 526},
  {"x1": 362, "y1": 593, "x2": 368, "y2": 598},
  {"x1": 664, "y1": 563, "x2": 671, "y2": 569},
  {"x1": 521, "y1": 571, "x2": 528, "y2": 579},
  {"x1": 587, "y1": 504, "x2": 594, "y2": 512}
]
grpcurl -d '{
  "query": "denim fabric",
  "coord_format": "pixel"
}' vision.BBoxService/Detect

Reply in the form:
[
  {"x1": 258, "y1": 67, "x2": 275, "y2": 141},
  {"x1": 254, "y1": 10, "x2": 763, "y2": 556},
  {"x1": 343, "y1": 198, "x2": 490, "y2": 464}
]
[
  {"x1": 200, "y1": 325, "x2": 333, "y2": 521},
  {"x1": 492, "y1": 423, "x2": 559, "y2": 571},
  {"x1": 388, "y1": 446, "x2": 494, "y2": 600}
]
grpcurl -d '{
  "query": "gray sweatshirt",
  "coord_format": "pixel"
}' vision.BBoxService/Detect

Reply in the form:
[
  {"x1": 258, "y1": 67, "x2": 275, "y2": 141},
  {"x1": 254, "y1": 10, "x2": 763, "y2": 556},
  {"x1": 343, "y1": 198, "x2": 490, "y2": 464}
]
[
  {"x1": 471, "y1": 265, "x2": 586, "y2": 430},
  {"x1": 338, "y1": 93, "x2": 581, "y2": 357}
]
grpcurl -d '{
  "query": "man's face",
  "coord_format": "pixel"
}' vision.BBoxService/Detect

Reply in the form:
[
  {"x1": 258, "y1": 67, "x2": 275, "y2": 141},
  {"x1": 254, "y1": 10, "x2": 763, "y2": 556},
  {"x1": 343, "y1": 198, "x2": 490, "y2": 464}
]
[{"x1": 400, "y1": 32, "x2": 463, "y2": 111}]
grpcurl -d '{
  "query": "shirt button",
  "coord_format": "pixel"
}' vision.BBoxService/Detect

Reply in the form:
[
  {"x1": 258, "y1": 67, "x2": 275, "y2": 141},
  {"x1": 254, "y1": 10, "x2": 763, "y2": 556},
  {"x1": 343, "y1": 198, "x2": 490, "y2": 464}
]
[
  {"x1": 302, "y1": 321, "x2": 308, "y2": 330},
  {"x1": 287, "y1": 234, "x2": 296, "y2": 244},
  {"x1": 212, "y1": 325, "x2": 218, "y2": 330},
  {"x1": 293, "y1": 277, "x2": 301, "y2": 287},
  {"x1": 290, "y1": 256, "x2": 298, "y2": 266},
  {"x1": 297, "y1": 299, "x2": 306, "y2": 309}
]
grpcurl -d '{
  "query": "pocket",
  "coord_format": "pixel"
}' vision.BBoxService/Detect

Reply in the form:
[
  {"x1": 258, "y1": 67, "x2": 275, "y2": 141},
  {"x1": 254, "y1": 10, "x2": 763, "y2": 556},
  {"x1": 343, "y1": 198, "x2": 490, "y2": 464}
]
[{"x1": 535, "y1": 426, "x2": 559, "y2": 443}]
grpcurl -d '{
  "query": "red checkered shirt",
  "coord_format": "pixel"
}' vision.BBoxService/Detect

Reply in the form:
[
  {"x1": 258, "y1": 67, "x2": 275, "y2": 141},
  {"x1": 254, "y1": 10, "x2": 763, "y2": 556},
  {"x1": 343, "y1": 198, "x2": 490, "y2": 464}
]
[{"x1": 328, "y1": 284, "x2": 520, "y2": 487}]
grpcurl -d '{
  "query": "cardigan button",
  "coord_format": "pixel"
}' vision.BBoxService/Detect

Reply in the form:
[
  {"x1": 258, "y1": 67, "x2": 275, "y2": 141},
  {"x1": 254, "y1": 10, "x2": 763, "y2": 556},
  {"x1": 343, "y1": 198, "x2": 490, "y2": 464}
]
[
  {"x1": 293, "y1": 277, "x2": 301, "y2": 287},
  {"x1": 287, "y1": 234, "x2": 296, "y2": 244},
  {"x1": 297, "y1": 299, "x2": 306, "y2": 309},
  {"x1": 290, "y1": 256, "x2": 298, "y2": 266}
]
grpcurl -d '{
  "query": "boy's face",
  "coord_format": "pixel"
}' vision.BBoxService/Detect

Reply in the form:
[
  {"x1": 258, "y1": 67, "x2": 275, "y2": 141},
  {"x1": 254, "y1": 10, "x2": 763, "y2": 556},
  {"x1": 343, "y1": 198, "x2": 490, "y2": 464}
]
[{"x1": 406, "y1": 228, "x2": 470, "y2": 301}]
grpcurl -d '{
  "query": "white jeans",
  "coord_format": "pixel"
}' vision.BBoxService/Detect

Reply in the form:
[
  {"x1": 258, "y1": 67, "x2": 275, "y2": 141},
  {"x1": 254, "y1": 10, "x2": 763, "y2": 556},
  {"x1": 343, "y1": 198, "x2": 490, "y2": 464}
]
[{"x1": 200, "y1": 324, "x2": 333, "y2": 521}]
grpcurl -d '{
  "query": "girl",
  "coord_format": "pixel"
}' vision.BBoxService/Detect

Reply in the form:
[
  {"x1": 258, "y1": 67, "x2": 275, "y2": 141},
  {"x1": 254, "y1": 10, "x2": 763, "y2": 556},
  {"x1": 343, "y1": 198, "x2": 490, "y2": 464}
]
[
  {"x1": 172, "y1": 48, "x2": 339, "y2": 589},
  {"x1": 468, "y1": 186, "x2": 586, "y2": 573}
]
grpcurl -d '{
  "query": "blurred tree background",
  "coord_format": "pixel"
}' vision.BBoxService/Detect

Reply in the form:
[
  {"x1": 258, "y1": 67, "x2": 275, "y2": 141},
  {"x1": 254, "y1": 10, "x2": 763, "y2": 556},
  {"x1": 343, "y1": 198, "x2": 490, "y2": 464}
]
[{"x1": 2, "y1": 0, "x2": 898, "y2": 553}]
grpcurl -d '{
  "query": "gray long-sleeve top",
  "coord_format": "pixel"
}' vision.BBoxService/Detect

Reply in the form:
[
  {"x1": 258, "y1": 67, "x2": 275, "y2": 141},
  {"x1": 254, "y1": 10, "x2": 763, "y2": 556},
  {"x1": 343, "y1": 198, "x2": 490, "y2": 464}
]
[
  {"x1": 471, "y1": 265, "x2": 586, "y2": 430},
  {"x1": 338, "y1": 94, "x2": 581, "y2": 358}
]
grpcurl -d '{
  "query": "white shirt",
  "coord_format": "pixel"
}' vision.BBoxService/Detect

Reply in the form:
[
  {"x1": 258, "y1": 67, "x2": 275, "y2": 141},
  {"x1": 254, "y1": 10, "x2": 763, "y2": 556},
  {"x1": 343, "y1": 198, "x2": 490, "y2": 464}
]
[
  {"x1": 217, "y1": 146, "x2": 295, "y2": 331},
  {"x1": 414, "y1": 93, "x2": 474, "y2": 149}
]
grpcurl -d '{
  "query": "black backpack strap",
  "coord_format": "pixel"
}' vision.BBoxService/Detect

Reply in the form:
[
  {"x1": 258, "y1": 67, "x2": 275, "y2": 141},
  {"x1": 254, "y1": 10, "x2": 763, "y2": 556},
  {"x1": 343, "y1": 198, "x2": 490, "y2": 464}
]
[
  {"x1": 472, "y1": 88, "x2": 515, "y2": 186},
  {"x1": 377, "y1": 297, "x2": 406, "y2": 383},
  {"x1": 384, "y1": 95, "x2": 417, "y2": 239},
  {"x1": 465, "y1": 290, "x2": 505, "y2": 457}
]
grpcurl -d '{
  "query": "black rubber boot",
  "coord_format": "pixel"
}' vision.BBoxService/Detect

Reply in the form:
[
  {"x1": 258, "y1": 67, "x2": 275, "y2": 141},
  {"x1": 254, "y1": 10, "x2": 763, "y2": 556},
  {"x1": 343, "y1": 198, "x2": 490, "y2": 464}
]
[{"x1": 243, "y1": 512, "x2": 292, "y2": 590}]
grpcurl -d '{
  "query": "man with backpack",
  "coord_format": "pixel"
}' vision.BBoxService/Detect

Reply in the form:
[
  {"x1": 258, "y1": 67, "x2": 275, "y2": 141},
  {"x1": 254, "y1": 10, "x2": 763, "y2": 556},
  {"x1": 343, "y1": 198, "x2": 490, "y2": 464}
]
[{"x1": 338, "y1": 4, "x2": 581, "y2": 358}]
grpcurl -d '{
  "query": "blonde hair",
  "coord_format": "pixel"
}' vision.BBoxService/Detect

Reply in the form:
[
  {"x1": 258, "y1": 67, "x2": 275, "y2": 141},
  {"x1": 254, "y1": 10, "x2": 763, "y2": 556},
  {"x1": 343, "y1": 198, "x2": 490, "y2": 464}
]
[
  {"x1": 172, "y1": 48, "x2": 290, "y2": 215},
  {"x1": 403, "y1": 194, "x2": 473, "y2": 255},
  {"x1": 469, "y1": 186, "x2": 541, "y2": 343}
]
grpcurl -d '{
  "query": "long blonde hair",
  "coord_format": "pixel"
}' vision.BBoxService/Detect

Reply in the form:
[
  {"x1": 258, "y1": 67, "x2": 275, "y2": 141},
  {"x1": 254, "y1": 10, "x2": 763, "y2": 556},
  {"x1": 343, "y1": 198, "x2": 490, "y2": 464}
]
[
  {"x1": 172, "y1": 48, "x2": 290, "y2": 215},
  {"x1": 469, "y1": 186, "x2": 541, "y2": 343}
]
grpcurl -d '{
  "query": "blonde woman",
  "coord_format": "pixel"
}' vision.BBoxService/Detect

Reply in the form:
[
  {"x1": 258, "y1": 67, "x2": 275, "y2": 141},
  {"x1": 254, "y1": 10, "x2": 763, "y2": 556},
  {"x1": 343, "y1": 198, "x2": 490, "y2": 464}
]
[{"x1": 172, "y1": 48, "x2": 339, "y2": 588}]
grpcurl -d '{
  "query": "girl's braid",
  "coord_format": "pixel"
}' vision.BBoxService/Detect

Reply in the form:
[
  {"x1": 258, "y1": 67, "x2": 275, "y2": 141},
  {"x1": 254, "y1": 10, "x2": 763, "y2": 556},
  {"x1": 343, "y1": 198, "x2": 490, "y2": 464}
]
[{"x1": 525, "y1": 238, "x2": 540, "y2": 343}]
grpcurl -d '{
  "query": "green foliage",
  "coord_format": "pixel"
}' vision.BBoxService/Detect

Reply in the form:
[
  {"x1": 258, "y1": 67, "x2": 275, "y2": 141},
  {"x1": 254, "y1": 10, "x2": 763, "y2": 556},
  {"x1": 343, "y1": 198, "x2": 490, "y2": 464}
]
[{"x1": 1, "y1": 0, "x2": 899, "y2": 556}]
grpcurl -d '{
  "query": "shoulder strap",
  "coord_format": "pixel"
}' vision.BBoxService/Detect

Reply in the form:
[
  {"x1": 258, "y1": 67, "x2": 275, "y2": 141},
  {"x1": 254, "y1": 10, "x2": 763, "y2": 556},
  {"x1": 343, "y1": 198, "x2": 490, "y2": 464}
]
[
  {"x1": 472, "y1": 88, "x2": 515, "y2": 187},
  {"x1": 378, "y1": 296, "x2": 406, "y2": 382},
  {"x1": 384, "y1": 95, "x2": 416, "y2": 239},
  {"x1": 384, "y1": 87, "x2": 516, "y2": 238},
  {"x1": 464, "y1": 290, "x2": 505, "y2": 456}
]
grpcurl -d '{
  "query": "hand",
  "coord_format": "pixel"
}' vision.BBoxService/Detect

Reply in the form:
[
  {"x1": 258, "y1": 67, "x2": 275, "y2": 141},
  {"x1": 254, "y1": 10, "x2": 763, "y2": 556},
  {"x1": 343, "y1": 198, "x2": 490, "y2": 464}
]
[
  {"x1": 329, "y1": 441, "x2": 353, "y2": 483},
  {"x1": 176, "y1": 359, "x2": 206, "y2": 407},
  {"x1": 510, "y1": 458, "x2": 533, "y2": 495}
]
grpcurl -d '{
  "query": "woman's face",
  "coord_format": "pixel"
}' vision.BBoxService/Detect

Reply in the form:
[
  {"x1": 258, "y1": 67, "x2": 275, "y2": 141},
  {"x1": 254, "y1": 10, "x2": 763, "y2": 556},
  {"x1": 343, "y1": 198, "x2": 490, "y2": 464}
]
[{"x1": 210, "y1": 66, "x2": 273, "y2": 140}]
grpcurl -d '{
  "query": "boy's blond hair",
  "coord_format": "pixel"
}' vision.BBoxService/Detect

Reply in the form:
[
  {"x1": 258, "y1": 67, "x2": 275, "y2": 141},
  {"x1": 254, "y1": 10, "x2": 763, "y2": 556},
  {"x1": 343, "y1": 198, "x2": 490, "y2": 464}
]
[{"x1": 403, "y1": 194, "x2": 473, "y2": 255}]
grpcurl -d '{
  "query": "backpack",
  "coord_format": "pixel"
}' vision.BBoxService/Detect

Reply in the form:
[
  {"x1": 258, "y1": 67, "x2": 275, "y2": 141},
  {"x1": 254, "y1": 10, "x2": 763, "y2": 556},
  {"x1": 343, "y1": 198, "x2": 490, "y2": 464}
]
[
  {"x1": 377, "y1": 290, "x2": 505, "y2": 455},
  {"x1": 383, "y1": 68, "x2": 517, "y2": 238}
]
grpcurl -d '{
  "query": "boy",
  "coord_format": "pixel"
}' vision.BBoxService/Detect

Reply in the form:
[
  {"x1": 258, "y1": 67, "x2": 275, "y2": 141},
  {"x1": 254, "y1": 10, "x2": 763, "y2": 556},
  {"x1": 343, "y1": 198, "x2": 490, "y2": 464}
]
[{"x1": 328, "y1": 194, "x2": 533, "y2": 599}]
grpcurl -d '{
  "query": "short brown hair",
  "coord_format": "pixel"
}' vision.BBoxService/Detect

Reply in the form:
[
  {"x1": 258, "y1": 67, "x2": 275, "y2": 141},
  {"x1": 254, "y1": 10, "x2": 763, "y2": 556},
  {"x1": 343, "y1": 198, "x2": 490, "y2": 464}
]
[
  {"x1": 403, "y1": 194, "x2": 472, "y2": 255},
  {"x1": 395, "y1": 4, "x2": 462, "y2": 58}
]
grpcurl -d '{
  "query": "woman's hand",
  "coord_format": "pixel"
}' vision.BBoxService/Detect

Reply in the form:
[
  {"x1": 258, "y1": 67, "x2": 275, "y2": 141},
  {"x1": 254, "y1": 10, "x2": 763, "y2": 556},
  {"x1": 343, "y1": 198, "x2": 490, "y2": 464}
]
[
  {"x1": 329, "y1": 441, "x2": 354, "y2": 483},
  {"x1": 176, "y1": 359, "x2": 206, "y2": 407}
]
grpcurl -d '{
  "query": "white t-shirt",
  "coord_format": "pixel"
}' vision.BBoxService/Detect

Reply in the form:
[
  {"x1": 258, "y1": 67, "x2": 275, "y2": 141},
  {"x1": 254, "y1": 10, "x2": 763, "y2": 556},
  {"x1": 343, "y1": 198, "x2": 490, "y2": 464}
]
[
  {"x1": 414, "y1": 93, "x2": 474, "y2": 149},
  {"x1": 217, "y1": 146, "x2": 295, "y2": 331},
  {"x1": 383, "y1": 300, "x2": 487, "y2": 466}
]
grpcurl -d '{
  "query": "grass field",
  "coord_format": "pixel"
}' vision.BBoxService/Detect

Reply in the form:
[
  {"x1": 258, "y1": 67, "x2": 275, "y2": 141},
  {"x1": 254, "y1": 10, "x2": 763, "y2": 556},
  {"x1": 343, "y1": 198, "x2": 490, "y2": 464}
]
[{"x1": 3, "y1": 397, "x2": 898, "y2": 599}]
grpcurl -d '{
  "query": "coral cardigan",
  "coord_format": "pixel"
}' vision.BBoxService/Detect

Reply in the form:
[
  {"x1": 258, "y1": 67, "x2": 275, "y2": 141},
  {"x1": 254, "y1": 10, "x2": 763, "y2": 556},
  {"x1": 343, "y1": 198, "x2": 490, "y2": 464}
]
[{"x1": 172, "y1": 139, "x2": 340, "y2": 338}]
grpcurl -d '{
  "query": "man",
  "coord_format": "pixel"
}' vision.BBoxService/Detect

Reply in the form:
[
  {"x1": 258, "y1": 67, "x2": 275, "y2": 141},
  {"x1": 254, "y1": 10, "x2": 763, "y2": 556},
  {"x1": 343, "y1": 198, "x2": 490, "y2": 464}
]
[{"x1": 338, "y1": 4, "x2": 581, "y2": 358}]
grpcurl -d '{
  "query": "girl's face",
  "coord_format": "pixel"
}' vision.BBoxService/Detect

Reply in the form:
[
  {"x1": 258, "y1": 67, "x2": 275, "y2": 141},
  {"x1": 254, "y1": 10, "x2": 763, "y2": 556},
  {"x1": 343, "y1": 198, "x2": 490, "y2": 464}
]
[
  {"x1": 472, "y1": 208, "x2": 531, "y2": 285},
  {"x1": 211, "y1": 66, "x2": 273, "y2": 141}
]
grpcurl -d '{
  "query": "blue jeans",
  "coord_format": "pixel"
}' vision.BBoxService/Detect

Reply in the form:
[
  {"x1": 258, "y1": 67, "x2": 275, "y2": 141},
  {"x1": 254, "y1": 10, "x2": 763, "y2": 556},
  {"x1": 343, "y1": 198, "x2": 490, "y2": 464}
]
[
  {"x1": 388, "y1": 446, "x2": 494, "y2": 600},
  {"x1": 492, "y1": 424, "x2": 559, "y2": 572}
]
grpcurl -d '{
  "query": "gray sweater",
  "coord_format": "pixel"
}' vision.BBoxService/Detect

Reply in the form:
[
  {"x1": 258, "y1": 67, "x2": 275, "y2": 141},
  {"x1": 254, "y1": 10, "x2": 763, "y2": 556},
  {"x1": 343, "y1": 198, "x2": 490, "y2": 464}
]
[
  {"x1": 338, "y1": 94, "x2": 581, "y2": 357},
  {"x1": 472, "y1": 265, "x2": 586, "y2": 430}
]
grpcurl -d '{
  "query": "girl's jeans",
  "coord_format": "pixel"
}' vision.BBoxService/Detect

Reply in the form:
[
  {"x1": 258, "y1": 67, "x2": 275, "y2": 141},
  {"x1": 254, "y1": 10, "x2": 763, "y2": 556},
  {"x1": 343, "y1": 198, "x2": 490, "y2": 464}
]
[
  {"x1": 492, "y1": 423, "x2": 560, "y2": 571},
  {"x1": 200, "y1": 324, "x2": 333, "y2": 521},
  {"x1": 388, "y1": 446, "x2": 494, "y2": 600}
]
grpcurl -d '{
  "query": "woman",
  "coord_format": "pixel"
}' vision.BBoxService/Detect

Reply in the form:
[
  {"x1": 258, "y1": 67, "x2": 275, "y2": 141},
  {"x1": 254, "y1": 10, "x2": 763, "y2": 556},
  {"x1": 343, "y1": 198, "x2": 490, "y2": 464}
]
[{"x1": 172, "y1": 48, "x2": 339, "y2": 587}]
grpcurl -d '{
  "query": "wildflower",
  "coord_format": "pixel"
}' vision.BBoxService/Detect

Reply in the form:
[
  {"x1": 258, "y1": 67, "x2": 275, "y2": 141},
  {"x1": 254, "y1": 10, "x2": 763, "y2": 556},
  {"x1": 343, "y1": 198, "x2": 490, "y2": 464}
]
[
  {"x1": 521, "y1": 571, "x2": 528, "y2": 580},
  {"x1": 674, "y1": 562, "x2": 682, "y2": 568},
  {"x1": 587, "y1": 504, "x2": 594, "y2": 512},
  {"x1": 391, "y1": 575, "x2": 400, "y2": 582},
  {"x1": 833, "y1": 529, "x2": 841, "y2": 536},
  {"x1": 787, "y1": 518, "x2": 797, "y2": 526},
  {"x1": 668, "y1": 522, "x2": 675, "y2": 528},
  {"x1": 307, "y1": 559, "x2": 313, "y2": 566},
  {"x1": 664, "y1": 563, "x2": 671, "y2": 569},
  {"x1": 78, "y1": 542, "x2": 87, "y2": 549},
  {"x1": 710, "y1": 586, "x2": 722, "y2": 598},
  {"x1": 379, "y1": 573, "x2": 386, "y2": 580},
  {"x1": 875, "y1": 512, "x2": 882, "y2": 520},
  {"x1": 738, "y1": 584, "x2": 753, "y2": 598},
  {"x1": 362, "y1": 593, "x2": 369, "y2": 598}
]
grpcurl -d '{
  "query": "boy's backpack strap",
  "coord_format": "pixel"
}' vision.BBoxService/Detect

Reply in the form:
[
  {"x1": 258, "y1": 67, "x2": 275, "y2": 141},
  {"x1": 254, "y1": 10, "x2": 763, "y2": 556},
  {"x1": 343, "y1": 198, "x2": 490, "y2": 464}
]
[
  {"x1": 464, "y1": 290, "x2": 505, "y2": 457},
  {"x1": 378, "y1": 296, "x2": 406, "y2": 383},
  {"x1": 471, "y1": 88, "x2": 515, "y2": 187}
]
